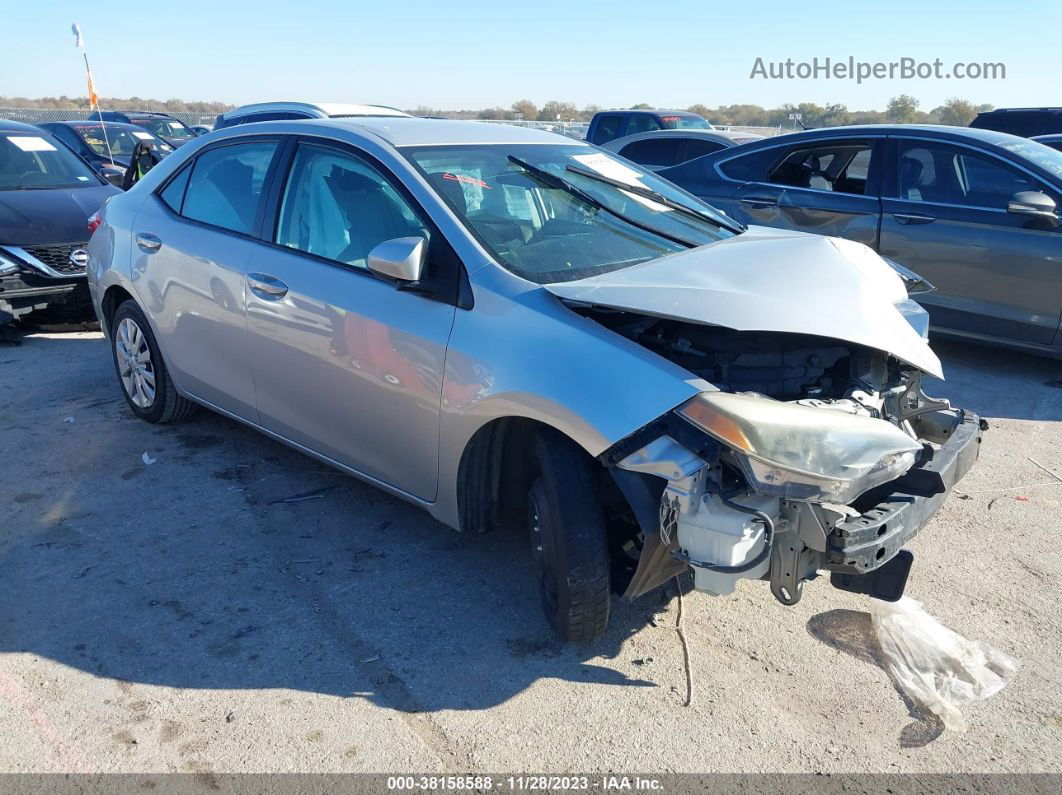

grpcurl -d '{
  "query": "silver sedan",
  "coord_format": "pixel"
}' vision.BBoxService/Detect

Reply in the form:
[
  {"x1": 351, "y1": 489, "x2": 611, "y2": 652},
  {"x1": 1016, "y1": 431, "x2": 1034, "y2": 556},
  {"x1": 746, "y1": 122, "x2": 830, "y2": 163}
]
[{"x1": 88, "y1": 118, "x2": 981, "y2": 641}]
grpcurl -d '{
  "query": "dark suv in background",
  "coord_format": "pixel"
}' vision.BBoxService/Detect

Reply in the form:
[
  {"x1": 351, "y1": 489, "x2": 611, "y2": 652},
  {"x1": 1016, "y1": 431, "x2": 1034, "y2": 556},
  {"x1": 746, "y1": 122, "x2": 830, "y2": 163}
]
[
  {"x1": 586, "y1": 109, "x2": 713, "y2": 145},
  {"x1": 970, "y1": 107, "x2": 1062, "y2": 138},
  {"x1": 91, "y1": 111, "x2": 199, "y2": 148}
]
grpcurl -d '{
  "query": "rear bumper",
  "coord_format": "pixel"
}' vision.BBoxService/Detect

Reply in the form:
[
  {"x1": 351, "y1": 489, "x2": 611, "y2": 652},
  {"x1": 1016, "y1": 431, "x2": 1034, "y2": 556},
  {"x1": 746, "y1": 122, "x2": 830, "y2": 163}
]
[{"x1": 824, "y1": 409, "x2": 984, "y2": 574}]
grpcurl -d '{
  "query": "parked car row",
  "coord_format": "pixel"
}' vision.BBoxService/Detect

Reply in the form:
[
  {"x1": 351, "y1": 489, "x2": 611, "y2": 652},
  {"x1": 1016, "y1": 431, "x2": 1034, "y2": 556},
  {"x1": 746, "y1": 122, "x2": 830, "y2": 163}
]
[
  {"x1": 84, "y1": 115, "x2": 985, "y2": 641},
  {"x1": 5, "y1": 100, "x2": 1057, "y2": 642}
]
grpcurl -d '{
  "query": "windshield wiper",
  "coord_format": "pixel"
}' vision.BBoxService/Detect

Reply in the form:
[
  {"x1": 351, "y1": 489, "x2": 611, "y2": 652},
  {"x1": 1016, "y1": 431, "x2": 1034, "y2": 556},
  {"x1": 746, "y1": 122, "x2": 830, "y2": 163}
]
[
  {"x1": 507, "y1": 156, "x2": 700, "y2": 248},
  {"x1": 564, "y1": 164, "x2": 745, "y2": 234}
]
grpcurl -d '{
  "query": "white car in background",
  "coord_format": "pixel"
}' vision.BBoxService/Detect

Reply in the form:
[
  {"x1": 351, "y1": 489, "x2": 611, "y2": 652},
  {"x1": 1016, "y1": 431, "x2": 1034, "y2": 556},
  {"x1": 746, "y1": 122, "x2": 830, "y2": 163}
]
[
  {"x1": 213, "y1": 102, "x2": 410, "y2": 130},
  {"x1": 604, "y1": 129, "x2": 763, "y2": 171}
]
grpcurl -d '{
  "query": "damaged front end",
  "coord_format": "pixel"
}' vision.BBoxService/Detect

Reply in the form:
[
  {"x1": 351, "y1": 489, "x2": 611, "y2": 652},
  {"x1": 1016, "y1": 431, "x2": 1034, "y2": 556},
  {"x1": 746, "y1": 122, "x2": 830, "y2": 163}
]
[{"x1": 598, "y1": 321, "x2": 985, "y2": 607}]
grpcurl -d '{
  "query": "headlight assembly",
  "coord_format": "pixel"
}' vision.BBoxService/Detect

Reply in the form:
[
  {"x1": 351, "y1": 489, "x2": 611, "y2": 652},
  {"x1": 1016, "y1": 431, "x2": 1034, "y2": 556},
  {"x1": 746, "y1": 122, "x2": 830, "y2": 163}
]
[{"x1": 677, "y1": 391, "x2": 921, "y2": 503}]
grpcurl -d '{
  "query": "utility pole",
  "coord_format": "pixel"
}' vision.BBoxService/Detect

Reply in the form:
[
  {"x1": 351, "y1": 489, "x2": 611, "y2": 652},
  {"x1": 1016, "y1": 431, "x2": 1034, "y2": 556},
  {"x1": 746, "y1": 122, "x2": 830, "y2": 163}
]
[{"x1": 71, "y1": 23, "x2": 115, "y2": 165}]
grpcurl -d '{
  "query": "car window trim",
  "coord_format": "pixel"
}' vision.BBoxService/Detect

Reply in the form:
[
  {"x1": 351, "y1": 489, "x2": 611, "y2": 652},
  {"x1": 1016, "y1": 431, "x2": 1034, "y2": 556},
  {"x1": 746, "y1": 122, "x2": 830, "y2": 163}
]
[
  {"x1": 887, "y1": 134, "x2": 1058, "y2": 205},
  {"x1": 151, "y1": 134, "x2": 286, "y2": 242},
  {"x1": 254, "y1": 134, "x2": 470, "y2": 309}
]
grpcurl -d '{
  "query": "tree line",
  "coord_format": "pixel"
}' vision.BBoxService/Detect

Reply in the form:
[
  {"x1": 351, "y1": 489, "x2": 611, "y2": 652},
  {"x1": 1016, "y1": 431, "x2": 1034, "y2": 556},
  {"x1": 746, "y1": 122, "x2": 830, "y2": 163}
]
[
  {"x1": 414, "y1": 96, "x2": 993, "y2": 127},
  {"x1": 2, "y1": 95, "x2": 992, "y2": 127}
]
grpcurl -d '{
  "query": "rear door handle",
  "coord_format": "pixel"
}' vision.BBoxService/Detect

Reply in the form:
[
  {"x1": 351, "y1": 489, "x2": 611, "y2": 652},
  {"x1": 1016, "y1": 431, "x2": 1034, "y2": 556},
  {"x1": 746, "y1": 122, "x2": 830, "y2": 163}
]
[
  {"x1": 893, "y1": 212, "x2": 936, "y2": 225},
  {"x1": 248, "y1": 272, "x2": 288, "y2": 299},
  {"x1": 740, "y1": 196, "x2": 778, "y2": 208},
  {"x1": 135, "y1": 232, "x2": 162, "y2": 252}
]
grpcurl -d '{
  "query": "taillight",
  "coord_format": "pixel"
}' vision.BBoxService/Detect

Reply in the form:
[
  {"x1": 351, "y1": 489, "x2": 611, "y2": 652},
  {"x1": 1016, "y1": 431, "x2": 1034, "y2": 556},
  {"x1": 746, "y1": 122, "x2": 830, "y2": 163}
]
[{"x1": 88, "y1": 211, "x2": 102, "y2": 237}]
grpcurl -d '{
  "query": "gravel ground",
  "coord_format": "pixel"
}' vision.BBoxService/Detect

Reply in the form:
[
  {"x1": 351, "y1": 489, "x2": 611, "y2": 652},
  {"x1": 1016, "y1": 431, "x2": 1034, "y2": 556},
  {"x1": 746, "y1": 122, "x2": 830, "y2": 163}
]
[{"x1": 1, "y1": 330, "x2": 1060, "y2": 776}]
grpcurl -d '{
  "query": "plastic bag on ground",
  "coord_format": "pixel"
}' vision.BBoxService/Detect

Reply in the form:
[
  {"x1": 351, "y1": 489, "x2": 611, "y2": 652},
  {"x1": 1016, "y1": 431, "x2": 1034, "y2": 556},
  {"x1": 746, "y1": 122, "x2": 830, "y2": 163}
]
[{"x1": 871, "y1": 596, "x2": 1019, "y2": 731}]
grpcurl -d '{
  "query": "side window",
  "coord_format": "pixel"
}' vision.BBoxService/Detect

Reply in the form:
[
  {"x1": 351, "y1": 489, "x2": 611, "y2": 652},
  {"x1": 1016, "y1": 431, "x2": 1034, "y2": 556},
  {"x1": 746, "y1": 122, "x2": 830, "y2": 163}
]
[
  {"x1": 683, "y1": 138, "x2": 726, "y2": 161},
  {"x1": 718, "y1": 148, "x2": 783, "y2": 181},
  {"x1": 181, "y1": 141, "x2": 278, "y2": 234},
  {"x1": 767, "y1": 141, "x2": 874, "y2": 195},
  {"x1": 625, "y1": 115, "x2": 663, "y2": 135},
  {"x1": 159, "y1": 165, "x2": 192, "y2": 213},
  {"x1": 276, "y1": 144, "x2": 428, "y2": 269},
  {"x1": 618, "y1": 138, "x2": 684, "y2": 167},
  {"x1": 591, "y1": 115, "x2": 624, "y2": 144},
  {"x1": 898, "y1": 142, "x2": 1035, "y2": 208}
]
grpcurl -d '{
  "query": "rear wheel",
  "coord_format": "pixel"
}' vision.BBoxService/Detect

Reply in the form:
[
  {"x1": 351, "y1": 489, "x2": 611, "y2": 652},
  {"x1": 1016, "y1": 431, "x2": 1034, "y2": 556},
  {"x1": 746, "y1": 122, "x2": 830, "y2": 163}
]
[
  {"x1": 110, "y1": 300, "x2": 197, "y2": 424},
  {"x1": 527, "y1": 429, "x2": 611, "y2": 642}
]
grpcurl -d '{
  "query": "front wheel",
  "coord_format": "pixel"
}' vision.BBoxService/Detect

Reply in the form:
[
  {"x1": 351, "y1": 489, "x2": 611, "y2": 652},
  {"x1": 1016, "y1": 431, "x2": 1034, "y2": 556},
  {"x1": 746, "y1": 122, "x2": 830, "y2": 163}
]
[
  {"x1": 110, "y1": 300, "x2": 197, "y2": 424},
  {"x1": 527, "y1": 429, "x2": 611, "y2": 643}
]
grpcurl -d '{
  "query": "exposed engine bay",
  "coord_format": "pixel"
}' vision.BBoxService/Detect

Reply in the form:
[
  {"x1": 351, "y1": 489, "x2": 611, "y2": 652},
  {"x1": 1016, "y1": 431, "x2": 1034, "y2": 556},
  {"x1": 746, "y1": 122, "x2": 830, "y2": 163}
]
[{"x1": 579, "y1": 305, "x2": 984, "y2": 608}]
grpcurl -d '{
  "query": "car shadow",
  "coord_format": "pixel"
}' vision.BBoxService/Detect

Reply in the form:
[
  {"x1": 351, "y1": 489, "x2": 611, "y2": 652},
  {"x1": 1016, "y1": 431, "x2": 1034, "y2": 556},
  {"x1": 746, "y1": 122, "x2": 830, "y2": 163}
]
[
  {"x1": 1, "y1": 336, "x2": 662, "y2": 713},
  {"x1": 929, "y1": 338, "x2": 1062, "y2": 421},
  {"x1": 806, "y1": 609, "x2": 944, "y2": 748}
]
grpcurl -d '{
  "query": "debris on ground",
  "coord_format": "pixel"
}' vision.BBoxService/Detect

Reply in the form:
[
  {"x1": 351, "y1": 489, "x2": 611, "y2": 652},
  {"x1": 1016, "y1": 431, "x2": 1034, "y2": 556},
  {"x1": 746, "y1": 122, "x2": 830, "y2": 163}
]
[
  {"x1": 871, "y1": 597, "x2": 1019, "y2": 731},
  {"x1": 142, "y1": 452, "x2": 157, "y2": 465}
]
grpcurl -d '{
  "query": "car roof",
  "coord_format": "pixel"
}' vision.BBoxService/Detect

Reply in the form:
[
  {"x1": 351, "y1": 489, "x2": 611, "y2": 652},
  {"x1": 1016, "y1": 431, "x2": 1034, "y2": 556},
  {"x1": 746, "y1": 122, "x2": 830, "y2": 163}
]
[
  {"x1": 725, "y1": 124, "x2": 1032, "y2": 148},
  {"x1": 976, "y1": 107, "x2": 1062, "y2": 114},
  {"x1": 598, "y1": 109, "x2": 700, "y2": 116},
  {"x1": 44, "y1": 120, "x2": 148, "y2": 133},
  {"x1": 1032, "y1": 133, "x2": 1062, "y2": 142},
  {"x1": 0, "y1": 119, "x2": 48, "y2": 134},
  {"x1": 286, "y1": 116, "x2": 586, "y2": 147},
  {"x1": 221, "y1": 101, "x2": 411, "y2": 121},
  {"x1": 603, "y1": 129, "x2": 749, "y2": 150}
]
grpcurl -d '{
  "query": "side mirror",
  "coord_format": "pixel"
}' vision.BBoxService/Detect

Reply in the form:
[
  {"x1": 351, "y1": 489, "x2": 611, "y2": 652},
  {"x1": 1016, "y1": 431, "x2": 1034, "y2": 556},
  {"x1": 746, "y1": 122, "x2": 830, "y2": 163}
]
[
  {"x1": 1007, "y1": 191, "x2": 1059, "y2": 226},
  {"x1": 367, "y1": 237, "x2": 427, "y2": 283}
]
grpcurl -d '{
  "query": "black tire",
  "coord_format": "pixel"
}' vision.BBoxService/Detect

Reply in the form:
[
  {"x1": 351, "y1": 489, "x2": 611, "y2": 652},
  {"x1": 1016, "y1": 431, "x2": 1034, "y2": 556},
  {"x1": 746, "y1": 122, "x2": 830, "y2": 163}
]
[
  {"x1": 527, "y1": 428, "x2": 611, "y2": 643},
  {"x1": 110, "y1": 300, "x2": 197, "y2": 424}
]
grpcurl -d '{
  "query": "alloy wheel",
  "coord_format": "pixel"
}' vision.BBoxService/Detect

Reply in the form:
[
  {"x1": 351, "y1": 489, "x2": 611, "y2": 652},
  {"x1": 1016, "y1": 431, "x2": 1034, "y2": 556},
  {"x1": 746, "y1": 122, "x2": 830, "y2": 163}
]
[{"x1": 115, "y1": 317, "x2": 156, "y2": 409}]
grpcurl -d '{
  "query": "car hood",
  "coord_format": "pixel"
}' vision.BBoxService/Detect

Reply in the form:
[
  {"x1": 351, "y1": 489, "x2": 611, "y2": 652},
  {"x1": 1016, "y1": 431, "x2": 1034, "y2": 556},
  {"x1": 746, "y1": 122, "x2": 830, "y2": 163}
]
[
  {"x1": 544, "y1": 225, "x2": 943, "y2": 378},
  {"x1": 0, "y1": 184, "x2": 119, "y2": 245}
]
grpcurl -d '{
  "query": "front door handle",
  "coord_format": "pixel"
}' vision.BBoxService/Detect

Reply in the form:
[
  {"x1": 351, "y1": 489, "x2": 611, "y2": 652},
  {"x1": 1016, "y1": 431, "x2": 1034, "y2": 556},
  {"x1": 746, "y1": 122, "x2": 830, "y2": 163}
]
[
  {"x1": 135, "y1": 232, "x2": 162, "y2": 252},
  {"x1": 740, "y1": 196, "x2": 778, "y2": 208},
  {"x1": 248, "y1": 272, "x2": 288, "y2": 299},
  {"x1": 893, "y1": 212, "x2": 936, "y2": 225}
]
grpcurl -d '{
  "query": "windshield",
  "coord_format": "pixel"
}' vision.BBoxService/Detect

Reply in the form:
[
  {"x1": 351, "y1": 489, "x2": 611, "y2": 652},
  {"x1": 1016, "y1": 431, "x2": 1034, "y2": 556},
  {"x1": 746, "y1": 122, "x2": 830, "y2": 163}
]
[
  {"x1": 0, "y1": 132, "x2": 100, "y2": 190},
  {"x1": 661, "y1": 114, "x2": 712, "y2": 130},
  {"x1": 74, "y1": 125, "x2": 172, "y2": 158},
  {"x1": 132, "y1": 118, "x2": 195, "y2": 141},
  {"x1": 403, "y1": 144, "x2": 738, "y2": 283},
  {"x1": 998, "y1": 138, "x2": 1062, "y2": 181}
]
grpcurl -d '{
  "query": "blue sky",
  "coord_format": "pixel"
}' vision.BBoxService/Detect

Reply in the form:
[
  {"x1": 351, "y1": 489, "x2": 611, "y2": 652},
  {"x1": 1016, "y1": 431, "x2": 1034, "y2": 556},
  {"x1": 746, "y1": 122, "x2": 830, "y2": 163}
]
[{"x1": 6, "y1": 0, "x2": 1056, "y2": 111}]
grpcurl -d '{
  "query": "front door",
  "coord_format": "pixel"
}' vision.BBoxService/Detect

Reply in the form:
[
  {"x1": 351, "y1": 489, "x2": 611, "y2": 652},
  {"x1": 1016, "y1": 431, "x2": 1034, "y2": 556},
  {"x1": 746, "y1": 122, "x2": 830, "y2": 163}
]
[
  {"x1": 244, "y1": 141, "x2": 457, "y2": 499},
  {"x1": 879, "y1": 138, "x2": 1062, "y2": 344}
]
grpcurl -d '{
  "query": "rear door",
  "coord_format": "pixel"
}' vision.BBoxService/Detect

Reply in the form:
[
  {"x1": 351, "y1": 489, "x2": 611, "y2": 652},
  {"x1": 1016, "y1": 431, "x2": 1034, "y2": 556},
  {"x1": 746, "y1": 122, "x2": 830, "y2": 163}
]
[
  {"x1": 136, "y1": 136, "x2": 282, "y2": 419},
  {"x1": 879, "y1": 137, "x2": 1062, "y2": 344},
  {"x1": 724, "y1": 137, "x2": 885, "y2": 248},
  {"x1": 243, "y1": 139, "x2": 458, "y2": 499}
]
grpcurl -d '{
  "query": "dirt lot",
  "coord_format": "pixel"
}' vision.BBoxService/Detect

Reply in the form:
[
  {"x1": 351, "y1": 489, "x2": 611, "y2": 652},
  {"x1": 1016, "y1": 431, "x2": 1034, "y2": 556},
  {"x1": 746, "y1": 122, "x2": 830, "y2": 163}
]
[{"x1": 1, "y1": 329, "x2": 1060, "y2": 775}]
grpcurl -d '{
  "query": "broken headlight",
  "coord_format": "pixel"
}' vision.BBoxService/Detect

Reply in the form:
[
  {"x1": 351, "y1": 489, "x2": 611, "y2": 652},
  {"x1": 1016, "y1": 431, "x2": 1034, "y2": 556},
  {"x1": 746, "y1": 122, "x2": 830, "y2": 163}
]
[{"x1": 677, "y1": 391, "x2": 922, "y2": 503}]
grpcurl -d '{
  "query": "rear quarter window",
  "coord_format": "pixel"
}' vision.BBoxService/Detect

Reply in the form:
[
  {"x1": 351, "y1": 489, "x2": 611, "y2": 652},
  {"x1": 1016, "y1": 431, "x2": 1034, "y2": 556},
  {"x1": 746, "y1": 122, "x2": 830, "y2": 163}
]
[{"x1": 717, "y1": 147, "x2": 782, "y2": 182}]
